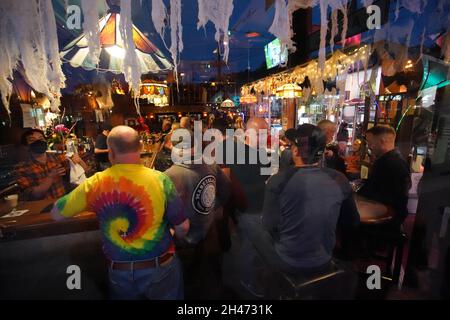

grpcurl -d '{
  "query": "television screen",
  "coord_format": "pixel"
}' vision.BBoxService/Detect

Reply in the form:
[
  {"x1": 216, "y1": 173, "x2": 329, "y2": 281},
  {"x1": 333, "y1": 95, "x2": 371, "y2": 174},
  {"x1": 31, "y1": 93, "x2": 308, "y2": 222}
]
[{"x1": 264, "y1": 38, "x2": 288, "y2": 69}]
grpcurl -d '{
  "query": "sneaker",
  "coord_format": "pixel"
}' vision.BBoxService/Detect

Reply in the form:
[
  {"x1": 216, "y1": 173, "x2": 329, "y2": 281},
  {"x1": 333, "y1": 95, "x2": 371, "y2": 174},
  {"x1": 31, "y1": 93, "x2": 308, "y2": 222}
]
[{"x1": 240, "y1": 280, "x2": 265, "y2": 298}]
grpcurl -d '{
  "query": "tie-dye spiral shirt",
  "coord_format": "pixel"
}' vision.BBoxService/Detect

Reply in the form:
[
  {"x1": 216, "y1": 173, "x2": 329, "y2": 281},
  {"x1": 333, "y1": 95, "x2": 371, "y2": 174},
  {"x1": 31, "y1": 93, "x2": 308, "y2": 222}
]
[{"x1": 54, "y1": 164, "x2": 186, "y2": 261}]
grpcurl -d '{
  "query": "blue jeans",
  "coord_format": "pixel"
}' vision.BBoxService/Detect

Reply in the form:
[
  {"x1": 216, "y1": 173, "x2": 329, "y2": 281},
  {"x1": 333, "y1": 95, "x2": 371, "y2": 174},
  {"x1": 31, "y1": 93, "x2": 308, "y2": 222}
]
[{"x1": 108, "y1": 255, "x2": 184, "y2": 300}]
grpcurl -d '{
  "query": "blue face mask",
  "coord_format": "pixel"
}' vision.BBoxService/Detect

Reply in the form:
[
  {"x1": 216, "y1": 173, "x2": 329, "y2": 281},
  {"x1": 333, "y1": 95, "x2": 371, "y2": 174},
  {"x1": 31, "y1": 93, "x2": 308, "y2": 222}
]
[{"x1": 29, "y1": 140, "x2": 48, "y2": 154}]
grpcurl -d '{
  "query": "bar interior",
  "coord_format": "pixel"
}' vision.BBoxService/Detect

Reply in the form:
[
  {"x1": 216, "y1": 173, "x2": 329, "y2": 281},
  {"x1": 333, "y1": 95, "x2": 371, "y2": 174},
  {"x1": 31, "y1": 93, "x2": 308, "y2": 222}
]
[{"x1": 0, "y1": 0, "x2": 450, "y2": 301}]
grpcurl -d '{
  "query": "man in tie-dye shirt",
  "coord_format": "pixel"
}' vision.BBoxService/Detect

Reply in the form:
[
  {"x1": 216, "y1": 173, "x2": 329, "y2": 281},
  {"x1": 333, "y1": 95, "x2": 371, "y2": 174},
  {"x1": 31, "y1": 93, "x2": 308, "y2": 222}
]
[{"x1": 51, "y1": 126, "x2": 189, "y2": 300}]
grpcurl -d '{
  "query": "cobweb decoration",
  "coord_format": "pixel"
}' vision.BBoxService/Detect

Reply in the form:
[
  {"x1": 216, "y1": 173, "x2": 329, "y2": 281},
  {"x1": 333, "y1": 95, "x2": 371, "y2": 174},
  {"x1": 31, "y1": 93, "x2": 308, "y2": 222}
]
[
  {"x1": 94, "y1": 75, "x2": 114, "y2": 109},
  {"x1": 151, "y1": 0, "x2": 169, "y2": 48},
  {"x1": 197, "y1": 0, "x2": 234, "y2": 64},
  {"x1": 269, "y1": 0, "x2": 293, "y2": 56},
  {"x1": 395, "y1": 0, "x2": 400, "y2": 21},
  {"x1": 169, "y1": 0, "x2": 183, "y2": 89},
  {"x1": 39, "y1": 0, "x2": 67, "y2": 111},
  {"x1": 0, "y1": 0, "x2": 66, "y2": 114},
  {"x1": 340, "y1": 3, "x2": 348, "y2": 49},
  {"x1": 80, "y1": 0, "x2": 103, "y2": 66},
  {"x1": 119, "y1": 0, "x2": 142, "y2": 115},
  {"x1": 330, "y1": 10, "x2": 338, "y2": 54},
  {"x1": 0, "y1": 3, "x2": 19, "y2": 114},
  {"x1": 402, "y1": 0, "x2": 426, "y2": 14},
  {"x1": 318, "y1": 0, "x2": 328, "y2": 72},
  {"x1": 326, "y1": 1, "x2": 349, "y2": 68}
]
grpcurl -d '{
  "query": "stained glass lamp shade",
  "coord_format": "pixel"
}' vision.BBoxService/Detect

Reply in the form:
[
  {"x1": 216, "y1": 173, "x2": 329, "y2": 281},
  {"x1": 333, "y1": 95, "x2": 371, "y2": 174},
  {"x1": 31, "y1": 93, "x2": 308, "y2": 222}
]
[
  {"x1": 276, "y1": 83, "x2": 302, "y2": 98},
  {"x1": 60, "y1": 12, "x2": 172, "y2": 74}
]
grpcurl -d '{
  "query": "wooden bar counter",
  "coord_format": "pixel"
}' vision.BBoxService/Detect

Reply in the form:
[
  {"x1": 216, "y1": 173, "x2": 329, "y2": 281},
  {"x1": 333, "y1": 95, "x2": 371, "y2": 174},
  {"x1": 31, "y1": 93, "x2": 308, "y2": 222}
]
[
  {"x1": 0, "y1": 199, "x2": 108, "y2": 299},
  {"x1": 0, "y1": 199, "x2": 98, "y2": 241}
]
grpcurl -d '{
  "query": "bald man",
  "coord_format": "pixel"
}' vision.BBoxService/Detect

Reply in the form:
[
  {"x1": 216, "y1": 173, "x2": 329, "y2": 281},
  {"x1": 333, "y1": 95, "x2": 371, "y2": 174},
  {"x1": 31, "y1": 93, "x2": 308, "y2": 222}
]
[{"x1": 51, "y1": 126, "x2": 189, "y2": 300}]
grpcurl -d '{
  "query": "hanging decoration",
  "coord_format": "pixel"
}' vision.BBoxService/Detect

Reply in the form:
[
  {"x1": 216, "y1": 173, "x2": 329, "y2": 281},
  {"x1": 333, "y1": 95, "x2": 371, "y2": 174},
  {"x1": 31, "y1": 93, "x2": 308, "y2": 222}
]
[
  {"x1": 241, "y1": 46, "x2": 370, "y2": 100},
  {"x1": 80, "y1": 0, "x2": 104, "y2": 66},
  {"x1": 60, "y1": 6, "x2": 172, "y2": 74},
  {"x1": 151, "y1": 0, "x2": 168, "y2": 47},
  {"x1": 268, "y1": 0, "x2": 292, "y2": 56},
  {"x1": 197, "y1": 0, "x2": 234, "y2": 64},
  {"x1": 120, "y1": 0, "x2": 141, "y2": 95},
  {"x1": 269, "y1": 0, "x2": 319, "y2": 55},
  {"x1": 93, "y1": 75, "x2": 114, "y2": 109},
  {"x1": 269, "y1": 0, "x2": 348, "y2": 74},
  {"x1": 239, "y1": 94, "x2": 257, "y2": 105},
  {"x1": 0, "y1": 0, "x2": 66, "y2": 114},
  {"x1": 169, "y1": 0, "x2": 183, "y2": 89},
  {"x1": 0, "y1": 3, "x2": 18, "y2": 114},
  {"x1": 401, "y1": 0, "x2": 427, "y2": 14}
]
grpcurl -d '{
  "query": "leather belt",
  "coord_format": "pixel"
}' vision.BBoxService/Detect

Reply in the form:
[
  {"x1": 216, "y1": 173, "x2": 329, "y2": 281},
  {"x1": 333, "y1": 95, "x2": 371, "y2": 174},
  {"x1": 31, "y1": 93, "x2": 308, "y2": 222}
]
[{"x1": 110, "y1": 252, "x2": 174, "y2": 270}]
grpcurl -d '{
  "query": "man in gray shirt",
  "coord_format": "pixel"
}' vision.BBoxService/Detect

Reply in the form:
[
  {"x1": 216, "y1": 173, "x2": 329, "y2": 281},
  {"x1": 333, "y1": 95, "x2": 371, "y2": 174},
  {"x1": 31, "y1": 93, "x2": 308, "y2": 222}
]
[
  {"x1": 249, "y1": 124, "x2": 359, "y2": 280},
  {"x1": 165, "y1": 161, "x2": 230, "y2": 246}
]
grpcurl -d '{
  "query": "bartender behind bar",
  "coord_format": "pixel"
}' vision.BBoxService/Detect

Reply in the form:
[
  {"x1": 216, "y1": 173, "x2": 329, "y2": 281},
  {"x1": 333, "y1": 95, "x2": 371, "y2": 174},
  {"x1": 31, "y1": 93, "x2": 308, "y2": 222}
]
[{"x1": 14, "y1": 129, "x2": 88, "y2": 200}]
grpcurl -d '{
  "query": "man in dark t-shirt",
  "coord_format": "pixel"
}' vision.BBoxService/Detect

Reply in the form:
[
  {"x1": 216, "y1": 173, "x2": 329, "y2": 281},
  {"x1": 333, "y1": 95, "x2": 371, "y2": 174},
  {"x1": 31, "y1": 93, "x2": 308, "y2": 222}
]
[
  {"x1": 262, "y1": 125, "x2": 359, "y2": 269},
  {"x1": 239, "y1": 124, "x2": 359, "y2": 297},
  {"x1": 358, "y1": 125, "x2": 411, "y2": 225},
  {"x1": 95, "y1": 123, "x2": 112, "y2": 170}
]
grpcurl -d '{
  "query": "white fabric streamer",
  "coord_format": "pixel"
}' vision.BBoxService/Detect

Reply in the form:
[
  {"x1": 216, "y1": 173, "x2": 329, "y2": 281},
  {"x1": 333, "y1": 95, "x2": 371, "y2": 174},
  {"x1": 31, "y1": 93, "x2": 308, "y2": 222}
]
[
  {"x1": 0, "y1": 3, "x2": 19, "y2": 114},
  {"x1": 318, "y1": 0, "x2": 328, "y2": 72},
  {"x1": 0, "y1": 0, "x2": 66, "y2": 114},
  {"x1": 151, "y1": 0, "x2": 168, "y2": 48},
  {"x1": 269, "y1": 0, "x2": 292, "y2": 55},
  {"x1": 119, "y1": 0, "x2": 142, "y2": 104},
  {"x1": 39, "y1": 0, "x2": 66, "y2": 111},
  {"x1": 170, "y1": 0, "x2": 183, "y2": 89},
  {"x1": 402, "y1": 0, "x2": 426, "y2": 14},
  {"x1": 340, "y1": 3, "x2": 348, "y2": 48},
  {"x1": 395, "y1": 0, "x2": 400, "y2": 21},
  {"x1": 330, "y1": 10, "x2": 338, "y2": 54},
  {"x1": 81, "y1": 0, "x2": 102, "y2": 66},
  {"x1": 197, "y1": 0, "x2": 234, "y2": 63}
]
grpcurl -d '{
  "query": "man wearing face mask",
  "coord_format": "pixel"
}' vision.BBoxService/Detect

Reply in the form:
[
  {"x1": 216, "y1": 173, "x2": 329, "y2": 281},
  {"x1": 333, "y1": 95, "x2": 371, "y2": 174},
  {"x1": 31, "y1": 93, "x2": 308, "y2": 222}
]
[{"x1": 15, "y1": 129, "x2": 87, "y2": 200}]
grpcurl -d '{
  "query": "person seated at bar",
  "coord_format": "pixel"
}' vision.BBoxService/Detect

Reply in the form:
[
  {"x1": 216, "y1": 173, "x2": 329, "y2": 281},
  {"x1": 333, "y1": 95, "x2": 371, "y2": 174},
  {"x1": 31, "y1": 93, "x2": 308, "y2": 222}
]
[
  {"x1": 95, "y1": 123, "x2": 112, "y2": 171},
  {"x1": 358, "y1": 125, "x2": 411, "y2": 226},
  {"x1": 15, "y1": 128, "x2": 88, "y2": 200},
  {"x1": 318, "y1": 119, "x2": 347, "y2": 174},
  {"x1": 51, "y1": 126, "x2": 189, "y2": 300},
  {"x1": 242, "y1": 124, "x2": 359, "y2": 296}
]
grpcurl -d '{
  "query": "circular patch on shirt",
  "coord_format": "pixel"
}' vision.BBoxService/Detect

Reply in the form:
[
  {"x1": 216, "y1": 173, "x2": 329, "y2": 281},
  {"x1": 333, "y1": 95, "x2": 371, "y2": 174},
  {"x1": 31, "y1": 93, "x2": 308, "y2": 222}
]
[{"x1": 192, "y1": 175, "x2": 216, "y2": 215}]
